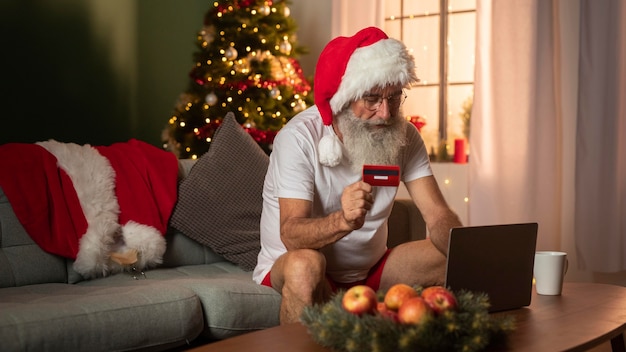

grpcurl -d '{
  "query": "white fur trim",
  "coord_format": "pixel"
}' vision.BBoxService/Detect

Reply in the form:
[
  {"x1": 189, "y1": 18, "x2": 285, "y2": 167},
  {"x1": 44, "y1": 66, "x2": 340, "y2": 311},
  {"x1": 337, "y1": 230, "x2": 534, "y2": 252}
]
[
  {"x1": 36, "y1": 140, "x2": 166, "y2": 278},
  {"x1": 111, "y1": 221, "x2": 166, "y2": 272},
  {"x1": 330, "y1": 38, "x2": 419, "y2": 114},
  {"x1": 318, "y1": 133, "x2": 342, "y2": 167},
  {"x1": 38, "y1": 140, "x2": 119, "y2": 278}
]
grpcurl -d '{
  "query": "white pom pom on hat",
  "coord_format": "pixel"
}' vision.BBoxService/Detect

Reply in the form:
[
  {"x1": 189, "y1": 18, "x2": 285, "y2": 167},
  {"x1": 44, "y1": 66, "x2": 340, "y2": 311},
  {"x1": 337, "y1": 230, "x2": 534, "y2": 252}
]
[
  {"x1": 318, "y1": 127, "x2": 343, "y2": 167},
  {"x1": 314, "y1": 27, "x2": 419, "y2": 166}
]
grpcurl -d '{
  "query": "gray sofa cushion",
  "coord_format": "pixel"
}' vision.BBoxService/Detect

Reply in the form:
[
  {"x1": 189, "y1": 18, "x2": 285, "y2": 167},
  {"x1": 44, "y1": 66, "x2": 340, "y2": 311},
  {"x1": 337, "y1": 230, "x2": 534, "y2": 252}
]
[
  {"x1": 0, "y1": 187, "x2": 68, "y2": 288},
  {"x1": 78, "y1": 261, "x2": 281, "y2": 340},
  {"x1": 0, "y1": 282, "x2": 203, "y2": 352},
  {"x1": 184, "y1": 274, "x2": 281, "y2": 339},
  {"x1": 169, "y1": 112, "x2": 269, "y2": 271},
  {"x1": 161, "y1": 230, "x2": 227, "y2": 268}
]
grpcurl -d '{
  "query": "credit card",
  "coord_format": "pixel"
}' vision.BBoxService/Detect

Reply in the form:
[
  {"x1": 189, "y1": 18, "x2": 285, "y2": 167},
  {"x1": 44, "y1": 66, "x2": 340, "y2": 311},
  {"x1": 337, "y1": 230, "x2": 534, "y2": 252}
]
[{"x1": 362, "y1": 165, "x2": 400, "y2": 187}]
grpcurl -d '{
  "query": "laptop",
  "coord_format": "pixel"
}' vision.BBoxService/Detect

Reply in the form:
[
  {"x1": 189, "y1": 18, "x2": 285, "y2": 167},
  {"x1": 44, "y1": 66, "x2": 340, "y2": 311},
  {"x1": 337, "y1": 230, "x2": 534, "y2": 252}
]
[{"x1": 444, "y1": 222, "x2": 538, "y2": 312}]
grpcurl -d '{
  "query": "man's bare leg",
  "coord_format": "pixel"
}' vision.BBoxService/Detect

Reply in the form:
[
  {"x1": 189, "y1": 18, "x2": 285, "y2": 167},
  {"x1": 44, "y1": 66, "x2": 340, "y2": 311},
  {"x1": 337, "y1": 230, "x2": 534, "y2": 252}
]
[
  {"x1": 269, "y1": 249, "x2": 333, "y2": 324},
  {"x1": 379, "y1": 238, "x2": 447, "y2": 290}
]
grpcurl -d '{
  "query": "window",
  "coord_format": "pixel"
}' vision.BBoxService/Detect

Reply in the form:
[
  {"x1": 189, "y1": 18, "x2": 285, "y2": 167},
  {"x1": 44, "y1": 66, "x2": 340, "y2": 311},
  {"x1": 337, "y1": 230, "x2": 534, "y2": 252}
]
[{"x1": 384, "y1": 0, "x2": 475, "y2": 160}]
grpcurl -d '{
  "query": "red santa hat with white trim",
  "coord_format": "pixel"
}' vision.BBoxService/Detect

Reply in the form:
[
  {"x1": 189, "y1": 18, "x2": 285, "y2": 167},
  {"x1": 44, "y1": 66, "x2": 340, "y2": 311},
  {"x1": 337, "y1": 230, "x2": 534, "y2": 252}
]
[{"x1": 314, "y1": 27, "x2": 419, "y2": 167}]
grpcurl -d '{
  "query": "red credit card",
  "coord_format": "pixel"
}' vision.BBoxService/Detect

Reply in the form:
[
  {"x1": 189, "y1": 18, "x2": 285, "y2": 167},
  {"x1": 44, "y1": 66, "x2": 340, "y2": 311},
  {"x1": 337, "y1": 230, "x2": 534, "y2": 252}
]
[{"x1": 362, "y1": 165, "x2": 400, "y2": 187}]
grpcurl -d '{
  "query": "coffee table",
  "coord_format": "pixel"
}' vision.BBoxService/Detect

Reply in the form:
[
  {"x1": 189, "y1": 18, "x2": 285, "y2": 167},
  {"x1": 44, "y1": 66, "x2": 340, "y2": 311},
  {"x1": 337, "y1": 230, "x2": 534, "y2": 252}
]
[{"x1": 189, "y1": 282, "x2": 626, "y2": 351}]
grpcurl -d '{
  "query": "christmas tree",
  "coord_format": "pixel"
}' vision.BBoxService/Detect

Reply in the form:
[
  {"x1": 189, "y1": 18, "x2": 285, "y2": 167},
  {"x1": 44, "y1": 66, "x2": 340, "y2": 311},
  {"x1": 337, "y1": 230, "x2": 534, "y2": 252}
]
[{"x1": 163, "y1": 0, "x2": 313, "y2": 159}]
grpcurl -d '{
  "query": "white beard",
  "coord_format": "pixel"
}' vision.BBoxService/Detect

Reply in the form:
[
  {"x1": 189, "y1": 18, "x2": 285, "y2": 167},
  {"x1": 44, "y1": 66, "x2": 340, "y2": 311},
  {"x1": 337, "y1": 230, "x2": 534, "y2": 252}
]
[{"x1": 336, "y1": 109, "x2": 407, "y2": 173}]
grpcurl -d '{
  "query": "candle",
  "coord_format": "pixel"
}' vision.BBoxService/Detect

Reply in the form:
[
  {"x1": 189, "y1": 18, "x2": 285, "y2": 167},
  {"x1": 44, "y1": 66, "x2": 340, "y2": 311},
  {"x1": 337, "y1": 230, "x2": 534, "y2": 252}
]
[{"x1": 454, "y1": 138, "x2": 467, "y2": 164}]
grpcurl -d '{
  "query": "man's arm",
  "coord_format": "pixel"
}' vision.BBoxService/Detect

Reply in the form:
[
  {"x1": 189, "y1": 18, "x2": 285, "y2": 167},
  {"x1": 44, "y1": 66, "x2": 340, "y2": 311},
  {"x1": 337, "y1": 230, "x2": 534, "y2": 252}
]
[
  {"x1": 279, "y1": 181, "x2": 373, "y2": 250},
  {"x1": 405, "y1": 175, "x2": 462, "y2": 255}
]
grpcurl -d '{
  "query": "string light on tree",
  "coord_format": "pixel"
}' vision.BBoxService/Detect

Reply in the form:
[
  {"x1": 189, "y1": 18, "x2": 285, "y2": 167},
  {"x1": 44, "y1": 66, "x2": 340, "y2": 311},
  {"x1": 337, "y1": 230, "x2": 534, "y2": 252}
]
[{"x1": 163, "y1": 0, "x2": 313, "y2": 158}]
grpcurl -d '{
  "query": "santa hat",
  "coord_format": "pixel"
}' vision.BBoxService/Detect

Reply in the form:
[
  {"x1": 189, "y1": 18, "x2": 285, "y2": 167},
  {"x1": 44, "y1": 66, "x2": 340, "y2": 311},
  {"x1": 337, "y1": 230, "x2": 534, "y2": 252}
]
[{"x1": 314, "y1": 27, "x2": 419, "y2": 167}]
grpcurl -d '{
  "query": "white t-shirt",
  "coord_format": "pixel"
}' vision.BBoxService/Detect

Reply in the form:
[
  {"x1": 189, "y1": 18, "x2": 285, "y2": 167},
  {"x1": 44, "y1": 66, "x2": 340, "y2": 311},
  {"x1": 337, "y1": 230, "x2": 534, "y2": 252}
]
[{"x1": 252, "y1": 106, "x2": 432, "y2": 284}]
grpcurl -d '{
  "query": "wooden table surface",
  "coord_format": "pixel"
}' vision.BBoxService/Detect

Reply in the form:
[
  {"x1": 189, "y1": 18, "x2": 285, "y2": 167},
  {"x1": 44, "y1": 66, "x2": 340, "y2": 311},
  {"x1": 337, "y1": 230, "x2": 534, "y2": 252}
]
[
  {"x1": 190, "y1": 282, "x2": 626, "y2": 352},
  {"x1": 491, "y1": 282, "x2": 626, "y2": 351}
]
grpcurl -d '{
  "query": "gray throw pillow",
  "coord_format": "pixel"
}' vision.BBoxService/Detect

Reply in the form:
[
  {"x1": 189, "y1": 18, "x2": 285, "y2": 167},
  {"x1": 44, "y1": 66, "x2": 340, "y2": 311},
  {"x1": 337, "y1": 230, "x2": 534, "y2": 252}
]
[{"x1": 169, "y1": 112, "x2": 269, "y2": 271}]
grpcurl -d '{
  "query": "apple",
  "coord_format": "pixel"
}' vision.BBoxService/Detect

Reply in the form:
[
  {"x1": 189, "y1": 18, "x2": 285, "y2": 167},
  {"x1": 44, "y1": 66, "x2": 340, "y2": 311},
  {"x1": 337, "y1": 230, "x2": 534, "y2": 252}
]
[
  {"x1": 398, "y1": 296, "x2": 433, "y2": 325},
  {"x1": 384, "y1": 283, "x2": 419, "y2": 311},
  {"x1": 421, "y1": 286, "x2": 458, "y2": 315},
  {"x1": 377, "y1": 301, "x2": 400, "y2": 322},
  {"x1": 342, "y1": 285, "x2": 378, "y2": 316}
]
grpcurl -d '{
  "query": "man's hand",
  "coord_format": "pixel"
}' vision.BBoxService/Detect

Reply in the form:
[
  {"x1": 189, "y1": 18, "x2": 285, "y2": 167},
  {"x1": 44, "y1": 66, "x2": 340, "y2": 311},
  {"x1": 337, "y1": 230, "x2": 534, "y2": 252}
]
[
  {"x1": 278, "y1": 181, "x2": 373, "y2": 250},
  {"x1": 340, "y1": 181, "x2": 373, "y2": 230}
]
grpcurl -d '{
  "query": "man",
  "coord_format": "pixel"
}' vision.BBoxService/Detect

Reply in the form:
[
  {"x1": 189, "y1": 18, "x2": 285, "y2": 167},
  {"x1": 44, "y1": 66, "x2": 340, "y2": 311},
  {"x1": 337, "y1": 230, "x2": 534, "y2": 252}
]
[{"x1": 252, "y1": 27, "x2": 462, "y2": 324}]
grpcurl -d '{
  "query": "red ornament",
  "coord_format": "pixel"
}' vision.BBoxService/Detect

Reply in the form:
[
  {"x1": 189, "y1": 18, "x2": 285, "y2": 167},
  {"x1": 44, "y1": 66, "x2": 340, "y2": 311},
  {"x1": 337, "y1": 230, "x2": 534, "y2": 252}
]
[
  {"x1": 244, "y1": 127, "x2": 278, "y2": 145},
  {"x1": 196, "y1": 120, "x2": 222, "y2": 140},
  {"x1": 409, "y1": 115, "x2": 427, "y2": 132},
  {"x1": 222, "y1": 58, "x2": 311, "y2": 94}
]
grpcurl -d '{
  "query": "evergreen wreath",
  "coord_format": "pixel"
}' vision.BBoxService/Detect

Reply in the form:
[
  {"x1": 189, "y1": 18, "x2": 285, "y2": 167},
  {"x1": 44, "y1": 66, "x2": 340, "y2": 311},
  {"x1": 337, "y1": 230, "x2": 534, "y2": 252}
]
[{"x1": 301, "y1": 287, "x2": 516, "y2": 352}]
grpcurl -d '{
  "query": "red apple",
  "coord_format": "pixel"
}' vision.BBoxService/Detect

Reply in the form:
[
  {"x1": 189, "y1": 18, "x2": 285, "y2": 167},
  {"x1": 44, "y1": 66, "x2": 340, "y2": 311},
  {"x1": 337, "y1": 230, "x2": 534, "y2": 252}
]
[
  {"x1": 421, "y1": 286, "x2": 458, "y2": 315},
  {"x1": 342, "y1": 285, "x2": 378, "y2": 316},
  {"x1": 384, "y1": 283, "x2": 419, "y2": 311},
  {"x1": 397, "y1": 297, "x2": 433, "y2": 325},
  {"x1": 377, "y1": 301, "x2": 400, "y2": 322}
]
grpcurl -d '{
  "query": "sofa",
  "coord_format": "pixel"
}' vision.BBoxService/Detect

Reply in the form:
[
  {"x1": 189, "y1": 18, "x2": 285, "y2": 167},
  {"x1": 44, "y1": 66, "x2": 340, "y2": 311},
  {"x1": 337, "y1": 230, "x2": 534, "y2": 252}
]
[{"x1": 0, "y1": 114, "x2": 427, "y2": 351}]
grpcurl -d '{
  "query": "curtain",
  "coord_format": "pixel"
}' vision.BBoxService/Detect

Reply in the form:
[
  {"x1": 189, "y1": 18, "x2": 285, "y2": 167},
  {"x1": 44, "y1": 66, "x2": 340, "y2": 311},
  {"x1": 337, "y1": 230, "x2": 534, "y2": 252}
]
[
  {"x1": 330, "y1": 0, "x2": 384, "y2": 37},
  {"x1": 472, "y1": 0, "x2": 626, "y2": 277},
  {"x1": 574, "y1": 0, "x2": 626, "y2": 272},
  {"x1": 471, "y1": 0, "x2": 561, "y2": 250}
]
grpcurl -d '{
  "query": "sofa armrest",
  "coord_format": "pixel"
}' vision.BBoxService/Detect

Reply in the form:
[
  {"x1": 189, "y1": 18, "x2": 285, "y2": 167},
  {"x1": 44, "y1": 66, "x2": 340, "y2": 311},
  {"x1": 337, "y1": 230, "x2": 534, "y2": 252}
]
[{"x1": 387, "y1": 198, "x2": 426, "y2": 248}]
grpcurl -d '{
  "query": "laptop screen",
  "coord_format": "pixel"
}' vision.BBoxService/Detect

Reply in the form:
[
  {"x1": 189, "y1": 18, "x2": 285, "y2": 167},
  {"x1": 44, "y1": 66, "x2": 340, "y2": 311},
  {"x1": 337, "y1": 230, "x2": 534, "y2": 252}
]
[{"x1": 444, "y1": 223, "x2": 538, "y2": 312}]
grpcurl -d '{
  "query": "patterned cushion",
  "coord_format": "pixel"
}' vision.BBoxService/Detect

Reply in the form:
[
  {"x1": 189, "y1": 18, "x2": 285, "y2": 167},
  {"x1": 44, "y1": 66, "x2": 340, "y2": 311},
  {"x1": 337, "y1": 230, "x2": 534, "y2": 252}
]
[{"x1": 169, "y1": 112, "x2": 268, "y2": 271}]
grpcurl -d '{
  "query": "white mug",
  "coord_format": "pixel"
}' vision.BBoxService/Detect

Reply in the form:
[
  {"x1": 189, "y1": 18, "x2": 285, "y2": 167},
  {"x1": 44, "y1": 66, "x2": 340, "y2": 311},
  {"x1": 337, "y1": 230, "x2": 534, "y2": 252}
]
[{"x1": 534, "y1": 251, "x2": 568, "y2": 295}]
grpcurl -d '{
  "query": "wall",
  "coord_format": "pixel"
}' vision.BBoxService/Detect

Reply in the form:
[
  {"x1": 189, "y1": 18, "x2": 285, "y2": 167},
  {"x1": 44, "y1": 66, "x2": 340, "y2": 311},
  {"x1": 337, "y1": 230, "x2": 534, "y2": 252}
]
[
  {"x1": 289, "y1": 0, "x2": 333, "y2": 77},
  {"x1": 135, "y1": 0, "x2": 209, "y2": 146},
  {"x1": 0, "y1": 0, "x2": 135, "y2": 145},
  {"x1": 0, "y1": 0, "x2": 322, "y2": 148}
]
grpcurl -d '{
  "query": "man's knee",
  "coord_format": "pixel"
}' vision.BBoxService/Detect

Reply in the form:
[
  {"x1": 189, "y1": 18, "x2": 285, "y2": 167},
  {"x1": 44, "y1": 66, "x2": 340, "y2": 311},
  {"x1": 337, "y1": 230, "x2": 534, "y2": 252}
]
[{"x1": 282, "y1": 249, "x2": 326, "y2": 282}]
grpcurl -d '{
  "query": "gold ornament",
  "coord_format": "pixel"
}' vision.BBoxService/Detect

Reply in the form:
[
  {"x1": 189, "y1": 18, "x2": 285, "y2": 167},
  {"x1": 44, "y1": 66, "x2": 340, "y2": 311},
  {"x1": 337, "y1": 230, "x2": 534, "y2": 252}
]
[
  {"x1": 205, "y1": 92, "x2": 218, "y2": 106},
  {"x1": 243, "y1": 119, "x2": 256, "y2": 128},
  {"x1": 270, "y1": 87, "x2": 280, "y2": 99},
  {"x1": 175, "y1": 93, "x2": 195, "y2": 112},
  {"x1": 225, "y1": 46, "x2": 238, "y2": 60},
  {"x1": 259, "y1": 4, "x2": 271, "y2": 16},
  {"x1": 279, "y1": 40, "x2": 292, "y2": 55},
  {"x1": 200, "y1": 25, "x2": 216, "y2": 45}
]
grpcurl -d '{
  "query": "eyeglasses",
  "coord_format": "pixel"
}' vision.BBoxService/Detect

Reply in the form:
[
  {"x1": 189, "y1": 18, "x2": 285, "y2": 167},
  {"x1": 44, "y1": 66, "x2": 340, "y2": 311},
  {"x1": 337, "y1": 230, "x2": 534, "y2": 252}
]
[{"x1": 361, "y1": 91, "x2": 407, "y2": 111}]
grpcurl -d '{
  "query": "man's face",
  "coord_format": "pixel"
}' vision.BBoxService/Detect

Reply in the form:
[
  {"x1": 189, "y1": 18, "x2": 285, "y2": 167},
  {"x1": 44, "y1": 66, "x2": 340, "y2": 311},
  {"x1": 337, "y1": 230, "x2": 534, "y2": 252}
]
[
  {"x1": 336, "y1": 85, "x2": 407, "y2": 173},
  {"x1": 350, "y1": 85, "x2": 406, "y2": 122}
]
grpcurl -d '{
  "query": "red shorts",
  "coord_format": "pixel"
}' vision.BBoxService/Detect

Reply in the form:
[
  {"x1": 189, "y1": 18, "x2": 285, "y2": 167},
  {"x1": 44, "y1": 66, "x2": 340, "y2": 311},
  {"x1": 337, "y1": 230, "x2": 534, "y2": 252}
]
[{"x1": 260, "y1": 249, "x2": 391, "y2": 292}]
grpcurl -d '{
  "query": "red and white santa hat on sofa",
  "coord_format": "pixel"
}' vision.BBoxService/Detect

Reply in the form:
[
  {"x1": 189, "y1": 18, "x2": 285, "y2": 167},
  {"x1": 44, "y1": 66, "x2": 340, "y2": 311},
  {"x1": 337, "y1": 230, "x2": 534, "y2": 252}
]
[{"x1": 314, "y1": 26, "x2": 420, "y2": 167}]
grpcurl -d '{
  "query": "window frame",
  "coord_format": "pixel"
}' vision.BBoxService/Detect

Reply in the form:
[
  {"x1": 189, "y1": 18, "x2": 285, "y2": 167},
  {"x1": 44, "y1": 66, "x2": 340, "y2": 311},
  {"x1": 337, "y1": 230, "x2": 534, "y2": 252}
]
[{"x1": 385, "y1": 0, "x2": 475, "y2": 153}]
